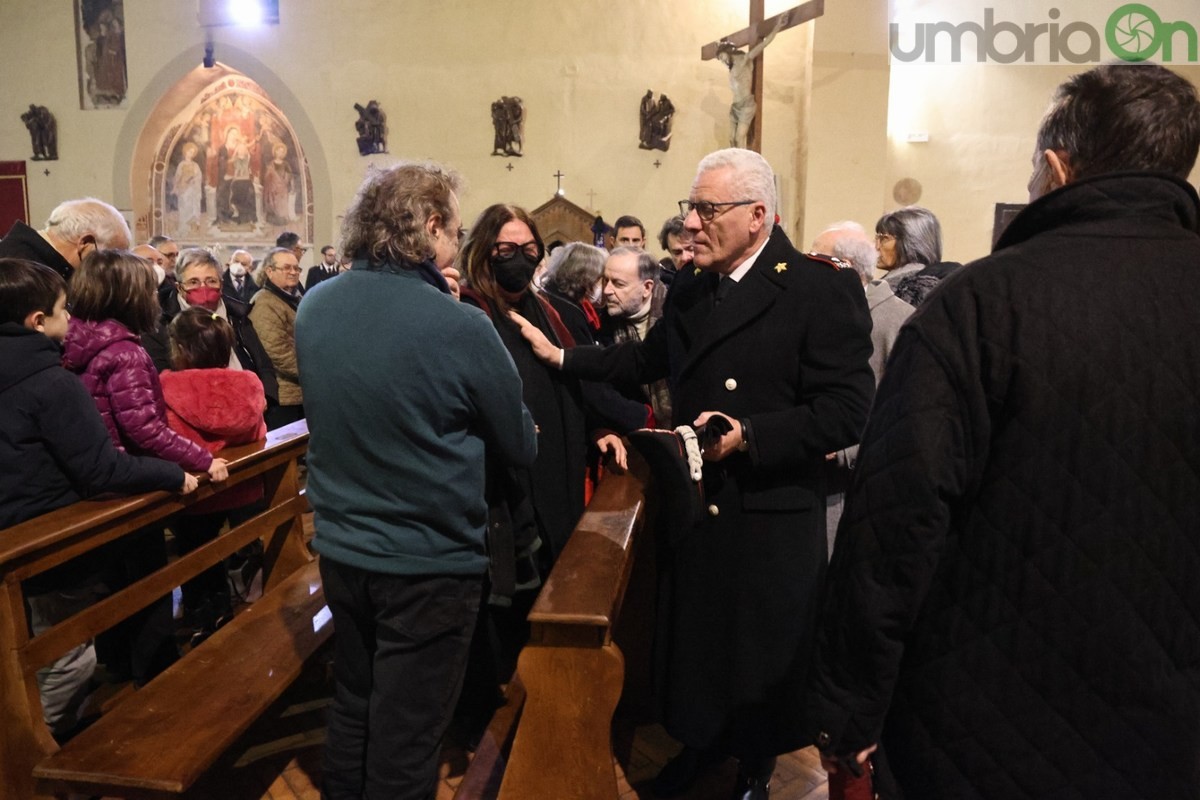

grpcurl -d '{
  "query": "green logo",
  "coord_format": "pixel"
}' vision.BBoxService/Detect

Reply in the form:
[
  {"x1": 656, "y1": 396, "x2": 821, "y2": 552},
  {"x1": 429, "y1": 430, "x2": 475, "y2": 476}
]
[
  {"x1": 1106, "y1": 3, "x2": 1198, "y2": 62},
  {"x1": 1107, "y1": 3, "x2": 1162, "y2": 60}
]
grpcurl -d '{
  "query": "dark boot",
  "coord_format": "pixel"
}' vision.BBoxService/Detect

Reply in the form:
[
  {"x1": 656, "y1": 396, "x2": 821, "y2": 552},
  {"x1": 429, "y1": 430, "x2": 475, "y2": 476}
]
[{"x1": 730, "y1": 756, "x2": 775, "y2": 800}]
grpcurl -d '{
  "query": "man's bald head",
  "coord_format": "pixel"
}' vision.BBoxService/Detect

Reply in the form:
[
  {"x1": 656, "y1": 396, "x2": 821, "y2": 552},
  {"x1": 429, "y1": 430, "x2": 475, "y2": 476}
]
[
  {"x1": 811, "y1": 221, "x2": 867, "y2": 256},
  {"x1": 132, "y1": 244, "x2": 164, "y2": 268}
]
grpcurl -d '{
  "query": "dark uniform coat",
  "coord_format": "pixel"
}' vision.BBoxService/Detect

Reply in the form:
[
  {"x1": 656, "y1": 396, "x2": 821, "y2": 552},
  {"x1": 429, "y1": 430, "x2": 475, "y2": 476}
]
[
  {"x1": 567, "y1": 226, "x2": 874, "y2": 757},
  {"x1": 807, "y1": 173, "x2": 1200, "y2": 799}
]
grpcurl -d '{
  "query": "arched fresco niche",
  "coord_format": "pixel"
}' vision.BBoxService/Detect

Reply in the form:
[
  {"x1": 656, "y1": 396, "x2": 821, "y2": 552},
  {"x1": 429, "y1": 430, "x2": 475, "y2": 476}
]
[{"x1": 132, "y1": 63, "x2": 312, "y2": 250}]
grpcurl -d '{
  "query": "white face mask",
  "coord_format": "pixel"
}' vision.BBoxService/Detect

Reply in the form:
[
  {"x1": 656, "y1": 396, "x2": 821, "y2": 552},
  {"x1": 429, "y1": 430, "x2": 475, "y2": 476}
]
[
  {"x1": 229, "y1": 263, "x2": 247, "y2": 277},
  {"x1": 152, "y1": 264, "x2": 166, "y2": 286}
]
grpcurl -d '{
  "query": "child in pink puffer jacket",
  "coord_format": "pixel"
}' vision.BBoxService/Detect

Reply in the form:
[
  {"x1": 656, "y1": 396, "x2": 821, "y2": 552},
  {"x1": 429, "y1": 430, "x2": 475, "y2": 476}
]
[{"x1": 62, "y1": 249, "x2": 227, "y2": 683}]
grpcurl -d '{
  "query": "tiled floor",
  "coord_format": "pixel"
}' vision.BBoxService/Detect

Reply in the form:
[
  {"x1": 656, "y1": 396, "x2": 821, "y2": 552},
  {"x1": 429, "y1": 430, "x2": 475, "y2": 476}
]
[{"x1": 170, "y1": 669, "x2": 828, "y2": 800}]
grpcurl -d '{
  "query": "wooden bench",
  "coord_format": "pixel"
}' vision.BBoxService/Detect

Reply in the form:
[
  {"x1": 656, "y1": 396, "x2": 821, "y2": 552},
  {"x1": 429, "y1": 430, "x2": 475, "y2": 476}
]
[
  {"x1": 455, "y1": 456, "x2": 654, "y2": 800},
  {"x1": 0, "y1": 420, "x2": 327, "y2": 800}
]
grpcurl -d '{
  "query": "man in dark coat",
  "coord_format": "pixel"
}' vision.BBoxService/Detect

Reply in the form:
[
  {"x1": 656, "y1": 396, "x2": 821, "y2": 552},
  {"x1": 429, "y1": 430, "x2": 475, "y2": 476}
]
[
  {"x1": 0, "y1": 197, "x2": 130, "y2": 281},
  {"x1": 304, "y1": 245, "x2": 341, "y2": 291},
  {"x1": 513, "y1": 148, "x2": 874, "y2": 799},
  {"x1": 808, "y1": 64, "x2": 1200, "y2": 800},
  {"x1": 222, "y1": 249, "x2": 258, "y2": 305}
]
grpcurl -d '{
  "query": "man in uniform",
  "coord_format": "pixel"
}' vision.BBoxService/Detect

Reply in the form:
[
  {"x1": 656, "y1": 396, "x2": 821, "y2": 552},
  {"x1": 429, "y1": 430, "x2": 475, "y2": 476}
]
[{"x1": 513, "y1": 147, "x2": 874, "y2": 800}]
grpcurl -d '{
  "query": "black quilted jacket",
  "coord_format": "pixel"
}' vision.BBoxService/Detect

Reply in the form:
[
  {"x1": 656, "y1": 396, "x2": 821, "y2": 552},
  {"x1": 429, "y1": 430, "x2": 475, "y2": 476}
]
[{"x1": 808, "y1": 172, "x2": 1200, "y2": 799}]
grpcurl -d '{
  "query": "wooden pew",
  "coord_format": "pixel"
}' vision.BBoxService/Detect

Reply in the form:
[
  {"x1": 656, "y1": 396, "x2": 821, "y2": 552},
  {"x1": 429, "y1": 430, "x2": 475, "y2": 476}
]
[
  {"x1": 0, "y1": 420, "x2": 326, "y2": 800},
  {"x1": 455, "y1": 457, "x2": 653, "y2": 800}
]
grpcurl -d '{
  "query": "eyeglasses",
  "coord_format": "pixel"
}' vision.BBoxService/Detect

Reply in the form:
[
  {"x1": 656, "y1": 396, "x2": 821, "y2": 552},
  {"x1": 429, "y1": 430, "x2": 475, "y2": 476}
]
[
  {"x1": 874, "y1": 233, "x2": 895, "y2": 243},
  {"x1": 492, "y1": 240, "x2": 543, "y2": 261},
  {"x1": 272, "y1": 265, "x2": 302, "y2": 274},
  {"x1": 181, "y1": 277, "x2": 222, "y2": 289},
  {"x1": 679, "y1": 199, "x2": 756, "y2": 222}
]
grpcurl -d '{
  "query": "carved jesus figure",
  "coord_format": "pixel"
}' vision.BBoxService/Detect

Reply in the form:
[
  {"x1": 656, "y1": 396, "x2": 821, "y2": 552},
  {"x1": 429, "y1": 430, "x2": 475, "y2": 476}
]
[{"x1": 715, "y1": 15, "x2": 785, "y2": 148}]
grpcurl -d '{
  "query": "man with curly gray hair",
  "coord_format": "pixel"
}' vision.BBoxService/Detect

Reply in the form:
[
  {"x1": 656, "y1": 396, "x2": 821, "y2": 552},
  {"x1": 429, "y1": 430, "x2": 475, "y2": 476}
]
[{"x1": 296, "y1": 160, "x2": 536, "y2": 800}]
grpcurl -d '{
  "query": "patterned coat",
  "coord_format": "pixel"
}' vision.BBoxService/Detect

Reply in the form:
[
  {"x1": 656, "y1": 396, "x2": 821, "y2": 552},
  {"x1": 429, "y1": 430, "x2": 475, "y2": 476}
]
[{"x1": 808, "y1": 173, "x2": 1200, "y2": 799}]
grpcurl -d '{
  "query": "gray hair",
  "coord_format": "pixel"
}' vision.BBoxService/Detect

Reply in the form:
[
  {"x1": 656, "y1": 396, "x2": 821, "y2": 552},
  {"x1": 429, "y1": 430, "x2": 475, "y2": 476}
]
[
  {"x1": 658, "y1": 214, "x2": 688, "y2": 250},
  {"x1": 44, "y1": 198, "x2": 130, "y2": 248},
  {"x1": 695, "y1": 148, "x2": 777, "y2": 230},
  {"x1": 875, "y1": 206, "x2": 941, "y2": 267},
  {"x1": 176, "y1": 247, "x2": 220, "y2": 282},
  {"x1": 543, "y1": 242, "x2": 606, "y2": 302},
  {"x1": 830, "y1": 237, "x2": 879, "y2": 284},
  {"x1": 610, "y1": 246, "x2": 659, "y2": 283},
  {"x1": 148, "y1": 234, "x2": 175, "y2": 249}
]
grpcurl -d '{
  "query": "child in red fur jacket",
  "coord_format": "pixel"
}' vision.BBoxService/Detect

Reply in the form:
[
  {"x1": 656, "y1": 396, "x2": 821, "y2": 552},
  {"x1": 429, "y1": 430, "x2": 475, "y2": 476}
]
[{"x1": 160, "y1": 307, "x2": 267, "y2": 643}]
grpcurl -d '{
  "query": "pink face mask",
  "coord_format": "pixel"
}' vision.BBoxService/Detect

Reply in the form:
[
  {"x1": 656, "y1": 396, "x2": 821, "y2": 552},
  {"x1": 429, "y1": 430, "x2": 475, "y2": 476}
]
[{"x1": 185, "y1": 286, "x2": 222, "y2": 311}]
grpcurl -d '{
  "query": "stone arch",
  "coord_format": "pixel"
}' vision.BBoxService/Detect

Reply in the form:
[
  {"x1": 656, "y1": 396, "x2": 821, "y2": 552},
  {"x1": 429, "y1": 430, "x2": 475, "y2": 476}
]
[{"x1": 124, "y1": 47, "x2": 326, "y2": 254}]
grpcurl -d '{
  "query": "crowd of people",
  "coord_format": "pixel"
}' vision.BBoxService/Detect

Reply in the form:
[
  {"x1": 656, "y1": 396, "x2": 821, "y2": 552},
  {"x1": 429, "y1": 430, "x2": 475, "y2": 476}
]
[{"x1": 2, "y1": 62, "x2": 1200, "y2": 800}]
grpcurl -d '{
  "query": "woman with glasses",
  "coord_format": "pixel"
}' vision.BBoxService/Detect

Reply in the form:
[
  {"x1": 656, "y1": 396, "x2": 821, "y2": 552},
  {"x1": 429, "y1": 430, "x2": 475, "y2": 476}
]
[
  {"x1": 142, "y1": 247, "x2": 278, "y2": 410},
  {"x1": 456, "y1": 204, "x2": 625, "y2": 742},
  {"x1": 459, "y1": 205, "x2": 625, "y2": 571},
  {"x1": 873, "y1": 206, "x2": 961, "y2": 307}
]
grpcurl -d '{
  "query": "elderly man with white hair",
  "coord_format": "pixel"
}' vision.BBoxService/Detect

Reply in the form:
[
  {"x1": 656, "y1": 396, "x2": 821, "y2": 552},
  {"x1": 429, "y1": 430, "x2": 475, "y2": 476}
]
[
  {"x1": 811, "y1": 221, "x2": 915, "y2": 557},
  {"x1": 513, "y1": 147, "x2": 875, "y2": 800},
  {"x1": 0, "y1": 197, "x2": 131, "y2": 280}
]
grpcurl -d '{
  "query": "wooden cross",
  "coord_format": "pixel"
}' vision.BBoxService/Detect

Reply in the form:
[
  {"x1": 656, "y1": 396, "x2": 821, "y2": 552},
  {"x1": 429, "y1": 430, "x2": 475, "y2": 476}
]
[
  {"x1": 586, "y1": 188, "x2": 598, "y2": 208},
  {"x1": 653, "y1": 159, "x2": 662, "y2": 169},
  {"x1": 506, "y1": 162, "x2": 514, "y2": 172},
  {"x1": 553, "y1": 170, "x2": 565, "y2": 195},
  {"x1": 701, "y1": 0, "x2": 824, "y2": 152}
]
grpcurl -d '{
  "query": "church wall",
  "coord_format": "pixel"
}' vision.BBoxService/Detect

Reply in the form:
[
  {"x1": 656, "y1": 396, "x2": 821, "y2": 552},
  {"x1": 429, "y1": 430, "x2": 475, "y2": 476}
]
[
  {"x1": 3, "y1": 1, "x2": 1197, "y2": 270},
  {"x1": 804, "y1": 0, "x2": 892, "y2": 250},
  {"x1": 0, "y1": 0, "x2": 814, "y2": 263}
]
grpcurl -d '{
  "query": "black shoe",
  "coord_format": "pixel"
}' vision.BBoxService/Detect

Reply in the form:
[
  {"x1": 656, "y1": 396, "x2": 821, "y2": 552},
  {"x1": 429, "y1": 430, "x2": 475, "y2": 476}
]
[
  {"x1": 652, "y1": 746, "x2": 722, "y2": 797},
  {"x1": 729, "y1": 772, "x2": 770, "y2": 800}
]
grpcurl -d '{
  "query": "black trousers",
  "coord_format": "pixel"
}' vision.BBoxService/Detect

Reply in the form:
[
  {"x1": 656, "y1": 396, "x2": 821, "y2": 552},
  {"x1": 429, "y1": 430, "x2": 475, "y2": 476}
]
[{"x1": 319, "y1": 557, "x2": 481, "y2": 800}]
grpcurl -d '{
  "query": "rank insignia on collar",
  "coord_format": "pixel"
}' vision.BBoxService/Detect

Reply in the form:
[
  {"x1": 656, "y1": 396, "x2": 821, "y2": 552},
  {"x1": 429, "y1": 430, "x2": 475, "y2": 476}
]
[
  {"x1": 774, "y1": 262, "x2": 788, "y2": 273},
  {"x1": 694, "y1": 267, "x2": 702, "y2": 275}
]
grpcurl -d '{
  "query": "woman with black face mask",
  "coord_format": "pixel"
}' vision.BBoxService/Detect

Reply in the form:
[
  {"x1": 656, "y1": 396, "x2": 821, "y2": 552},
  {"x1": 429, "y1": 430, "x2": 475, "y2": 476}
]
[
  {"x1": 459, "y1": 204, "x2": 611, "y2": 574},
  {"x1": 456, "y1": 203, "x2": 625, "y2": 742}
]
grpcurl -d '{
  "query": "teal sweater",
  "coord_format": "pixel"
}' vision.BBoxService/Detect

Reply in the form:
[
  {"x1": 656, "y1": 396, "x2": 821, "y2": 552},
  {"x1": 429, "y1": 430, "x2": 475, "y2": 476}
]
[{"x1": 296, "y1": 263, "x2": 536, "y2": 576}]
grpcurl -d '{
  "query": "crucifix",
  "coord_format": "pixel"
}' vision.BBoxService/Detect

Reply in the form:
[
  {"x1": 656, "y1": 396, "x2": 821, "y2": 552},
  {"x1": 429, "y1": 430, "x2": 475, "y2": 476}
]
[
  {"x1": 701, "y1": 0, "x2": 824, "y2": 152},
  {"x1": 553, "y1": 170, "x2": 565, "y2": 195},
  {"x1": 586, "y1": 188, "x2": 598, "y2": 209}
]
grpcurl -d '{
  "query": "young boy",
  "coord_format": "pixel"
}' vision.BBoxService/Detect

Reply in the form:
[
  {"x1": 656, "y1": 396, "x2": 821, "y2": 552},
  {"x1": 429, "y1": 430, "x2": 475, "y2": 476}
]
[{"x1": 0, "y1": 257, "x2": 196, "y2": 739}]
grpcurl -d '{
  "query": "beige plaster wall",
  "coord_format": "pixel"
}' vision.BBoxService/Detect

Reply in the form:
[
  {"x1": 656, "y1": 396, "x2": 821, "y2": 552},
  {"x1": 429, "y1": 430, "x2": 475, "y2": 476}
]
[
  {"x1": 3, "y1": 1, "x2": 1198, "y2": 269},
  {"x1": 0, "y1": 0, "x2": 814, "y2": 260},
  {"x1": 804, "y1": 0, "x2": 892, "y2": 250}
]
